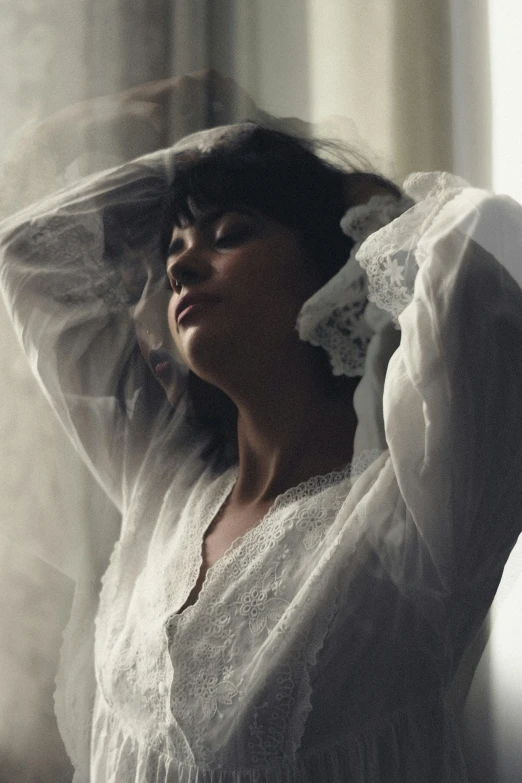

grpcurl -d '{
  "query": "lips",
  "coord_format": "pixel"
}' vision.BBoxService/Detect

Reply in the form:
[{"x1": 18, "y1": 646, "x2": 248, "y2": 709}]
[{"x1": 175, "y1": 292, "x2": 220, "y2": 324}]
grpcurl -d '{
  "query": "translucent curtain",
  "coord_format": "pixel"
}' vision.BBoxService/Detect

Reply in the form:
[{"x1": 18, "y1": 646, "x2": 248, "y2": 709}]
[
  {"x1": 184, "y1": 0, "x2": 490, "y2": 185},
  {"x1": 489, "y1": 0, "x2": 522, "y2": 203},
  {"x1": 0, "y1": 3, "x2": 169, "y2": 780}
]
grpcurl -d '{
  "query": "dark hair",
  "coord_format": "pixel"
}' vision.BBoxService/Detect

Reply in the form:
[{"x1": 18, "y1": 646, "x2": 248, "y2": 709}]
[
  {"x1": 160, "y1": 123, "x2": 401, "y2": 285},
  {"x1": 111, "y1": 125, "x2": 401, "y2": 464},
  {"x1": 156, "y1": 125, "x2": 403, "y2": 463}
]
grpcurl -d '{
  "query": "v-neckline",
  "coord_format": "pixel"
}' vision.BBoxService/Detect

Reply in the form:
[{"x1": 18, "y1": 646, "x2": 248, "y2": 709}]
[
  {"x1": 174, "y1": 461, "x2": 355, "y2": 620},
  {"x1": 173, "y1": 467, "x2": 237, "y2": 617}
]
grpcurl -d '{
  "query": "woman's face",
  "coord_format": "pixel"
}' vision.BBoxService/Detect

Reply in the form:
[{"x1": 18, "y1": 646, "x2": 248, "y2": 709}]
[{"x1": 164, "y1": 206, "x2": 324, "y2": 388}]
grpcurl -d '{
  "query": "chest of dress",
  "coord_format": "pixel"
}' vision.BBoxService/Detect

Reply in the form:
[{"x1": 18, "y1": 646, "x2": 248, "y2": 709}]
[
  {"x1": 96, "y1": 464, "x2": 363, "y2": 759},
  {"x1": 94, "y1": 457, "x2": 447, "y2": 769}
]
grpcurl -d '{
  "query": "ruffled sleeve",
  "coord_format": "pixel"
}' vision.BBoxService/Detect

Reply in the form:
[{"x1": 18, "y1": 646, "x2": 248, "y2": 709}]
[
  {"x1": 0, "y1": 151, "x2": 190, "y2": 513},
  {"x1": 357, "y1": 173, "x2": 522, "y2": 592}
]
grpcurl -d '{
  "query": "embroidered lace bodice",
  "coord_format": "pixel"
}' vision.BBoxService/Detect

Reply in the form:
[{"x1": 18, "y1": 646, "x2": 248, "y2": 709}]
[{"x1": 1, "y1": 157, "x2": 522, "y2": 782}]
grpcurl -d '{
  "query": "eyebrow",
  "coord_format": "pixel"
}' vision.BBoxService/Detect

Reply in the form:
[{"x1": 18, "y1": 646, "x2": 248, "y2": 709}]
[{"x1": 166, "y1": 207, "x2": 254, "y2": 259}]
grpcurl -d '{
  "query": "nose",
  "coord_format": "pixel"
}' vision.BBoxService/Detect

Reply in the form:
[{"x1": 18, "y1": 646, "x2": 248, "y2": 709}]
[{"x1": 167, "y1": 245, "x2": 212, "y2": 292}]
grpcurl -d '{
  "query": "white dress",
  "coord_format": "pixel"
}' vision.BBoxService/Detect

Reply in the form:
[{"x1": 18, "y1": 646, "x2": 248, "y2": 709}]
[{"x1": 1, "y1": 156, "x2": 522, "y2": 782}]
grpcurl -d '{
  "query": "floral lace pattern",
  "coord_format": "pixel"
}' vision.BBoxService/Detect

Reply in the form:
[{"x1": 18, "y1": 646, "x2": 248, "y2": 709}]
[
  {"x1": 339, "y1": 194, "x2": 415, "y2": 244},
  {"x1": 239, "y1": 585, "x2": 289, "y2": 636},
  {"x1": 95, "y1": 459, "x2": 362, "y2": 768},
  {"x1": 356, "y1": 172, "x2": 469, "y2": 325},
  {"x1": 17, "y1": 213, "x2": 130, "y2": 309},
  {"x1": 156, "y1": 463, "x2": 356, "y2": 766},
  {"x1": 297, "y1": 194, "x2": 414, "y2": 376},
  {"x1": 98, "y1": 452, "x2": 391, "y2": 770}
]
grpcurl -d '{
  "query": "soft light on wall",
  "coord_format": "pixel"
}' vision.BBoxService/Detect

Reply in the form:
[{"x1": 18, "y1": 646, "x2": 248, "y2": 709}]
[{"x1": 489, "y1": 0, "x2": 522, "y2": 204}]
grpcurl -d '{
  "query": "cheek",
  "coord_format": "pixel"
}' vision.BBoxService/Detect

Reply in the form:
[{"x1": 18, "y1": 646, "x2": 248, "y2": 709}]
[
  {"x1": 167, "y1": 294, "x2": 177, "y2": 334},
  {"x1": 254, "y1": 254, "x2": 319, "y2": 319}
]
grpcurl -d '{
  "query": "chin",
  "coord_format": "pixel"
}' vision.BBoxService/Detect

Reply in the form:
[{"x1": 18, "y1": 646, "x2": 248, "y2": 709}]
[{"x1": 180, "y1": 334, "x2": 232, "y2": 384}]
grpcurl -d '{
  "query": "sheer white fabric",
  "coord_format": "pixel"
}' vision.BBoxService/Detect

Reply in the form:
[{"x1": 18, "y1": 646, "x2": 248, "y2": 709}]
[
  {"x1": 297, "y1": 192, "x2": 414, "y2": 376},
  {"x1": 1, "y1": 151, "x2": 522, "y2": 781}
]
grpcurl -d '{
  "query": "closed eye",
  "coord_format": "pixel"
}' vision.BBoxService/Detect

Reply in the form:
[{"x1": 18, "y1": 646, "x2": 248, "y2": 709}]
[{"x1": 214, "y1": 228, "x2": 253, "y2": 249}]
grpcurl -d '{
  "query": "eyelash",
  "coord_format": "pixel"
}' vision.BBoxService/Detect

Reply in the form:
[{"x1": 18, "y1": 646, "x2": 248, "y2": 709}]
[
  {"x1": 214, "y1": 228, "x2": 251, "y2": 248},
  {"x1": 165, "y1": 225, "x2": 254, "y2": 292}
]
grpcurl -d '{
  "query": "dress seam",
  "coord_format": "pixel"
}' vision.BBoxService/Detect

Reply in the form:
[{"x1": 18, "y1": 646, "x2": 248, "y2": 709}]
[{"x1": 94, "y1": 691, "x2": 443, "y2": 775}]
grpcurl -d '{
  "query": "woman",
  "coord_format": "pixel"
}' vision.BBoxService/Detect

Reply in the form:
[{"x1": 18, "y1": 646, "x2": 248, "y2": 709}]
[{"x1": 1, "y1": 119, "x2": 522, "y2": 782}]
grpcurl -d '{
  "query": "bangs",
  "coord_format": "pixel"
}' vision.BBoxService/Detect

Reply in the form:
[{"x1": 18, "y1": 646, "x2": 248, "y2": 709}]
[
  {"x1": 159, "y1": 124, "x2": 394, "y2": 281},
  {"x1": 168, "y1": 155, "x2": 262, "y2": 228},
  {"x1": 162, "y1": 135, "x2": 312, "y2": 236}
]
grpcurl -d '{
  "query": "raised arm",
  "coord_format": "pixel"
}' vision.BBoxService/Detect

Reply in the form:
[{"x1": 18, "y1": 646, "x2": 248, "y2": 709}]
[
  {"x1": 357, "y1": 174, "x2": 522, "y2": 595},
  {"x1": 0, "y1": 72, "x2": 321, "y2": 512},
  {"x1": 0, "y1": 153, "x2": 187, "y2": 509}
]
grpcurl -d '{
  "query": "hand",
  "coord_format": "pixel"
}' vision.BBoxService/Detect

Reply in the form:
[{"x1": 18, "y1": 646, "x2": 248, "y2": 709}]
[
  {"x1": 0, "y1": 69, "x2": 309, "y2": 216},
  {"x1": 0, "y1": 69, "x2": 262, "y2": 215},
  {"x1": 36, "y1": 69, "x2": 267, "y2": 165}
]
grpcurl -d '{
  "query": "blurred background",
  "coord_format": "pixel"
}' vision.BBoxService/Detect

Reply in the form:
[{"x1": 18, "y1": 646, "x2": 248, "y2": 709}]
[{"x1": 0, "y1": 1, "x2": 521, "y2": 781}]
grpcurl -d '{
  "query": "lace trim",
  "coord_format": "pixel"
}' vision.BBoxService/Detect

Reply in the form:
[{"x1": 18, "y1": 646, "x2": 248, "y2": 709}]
[
  {"x1": 16, "y1": 212, "x2": 131, "y2": 310},
  {"x1": 170, "y1": 461, "x2": 355, "y2": 624},
  {"x1": 297, "y1": 194, "x2": 414, "y2": 376},
  {"x1": 164, "y1": 461, "x2": 357, "y2": 765},
  {"x1": 94, "y1": 448, "x2": 384, "y2": 767},
  {"x1": 244, "y1": 450, "x2": 385, "y2": 765},
  {"x1": 340, "y1": 194, "x2": 415, "y2": 243},
  {"x1": 356, "y1": 172, "x2": 469, "y2": 325},
  {"x1": 171, "y1": 467, "x2": 238, "y2": 620}
]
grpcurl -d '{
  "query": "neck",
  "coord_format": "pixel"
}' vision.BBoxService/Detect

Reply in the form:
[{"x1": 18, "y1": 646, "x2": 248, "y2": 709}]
[{"x1": 221, "y1": 346, "x2": 359, "y2": 506}]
